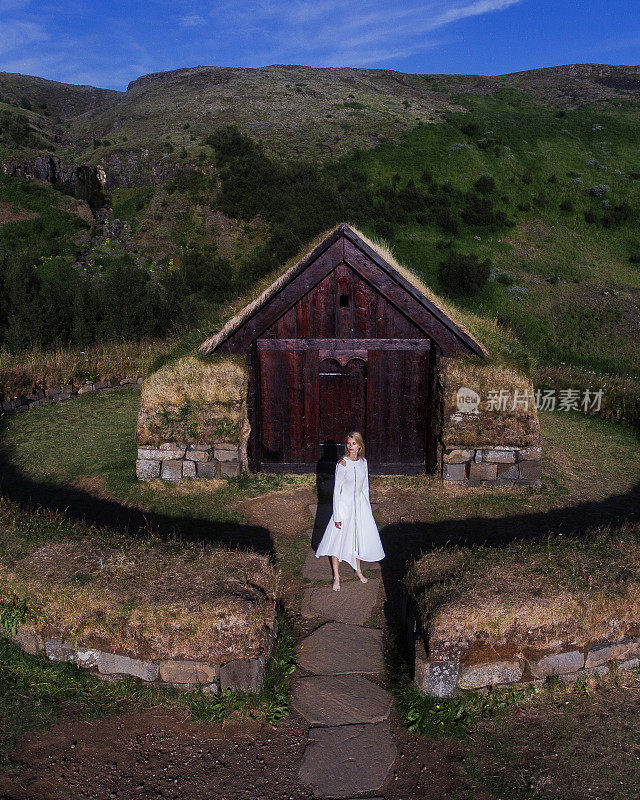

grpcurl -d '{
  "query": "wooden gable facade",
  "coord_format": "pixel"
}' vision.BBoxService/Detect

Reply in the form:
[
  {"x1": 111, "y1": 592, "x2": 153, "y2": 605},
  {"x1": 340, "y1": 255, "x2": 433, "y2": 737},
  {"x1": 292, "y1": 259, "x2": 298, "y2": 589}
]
[{"x1": 208, "y1": 224, "x2": 485, "y2": 474}]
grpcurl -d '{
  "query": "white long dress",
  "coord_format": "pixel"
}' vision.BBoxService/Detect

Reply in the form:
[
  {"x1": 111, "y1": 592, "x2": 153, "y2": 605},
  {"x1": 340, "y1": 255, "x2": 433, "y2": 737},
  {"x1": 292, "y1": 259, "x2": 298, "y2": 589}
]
[{"x1": 315, "y1": 456, "x2": 385, "y2": 570}]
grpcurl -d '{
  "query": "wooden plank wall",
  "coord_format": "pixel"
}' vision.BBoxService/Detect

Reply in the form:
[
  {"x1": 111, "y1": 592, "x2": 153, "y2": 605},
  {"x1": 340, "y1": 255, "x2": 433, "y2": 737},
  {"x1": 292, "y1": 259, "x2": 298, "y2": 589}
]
[{"x1": 263, "y1": 262, "x2": 426, "y2": 341}]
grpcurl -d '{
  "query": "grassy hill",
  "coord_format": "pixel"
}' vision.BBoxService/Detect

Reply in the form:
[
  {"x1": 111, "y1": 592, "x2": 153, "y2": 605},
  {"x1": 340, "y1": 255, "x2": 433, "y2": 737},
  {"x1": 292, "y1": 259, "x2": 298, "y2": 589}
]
[{"x1": 0, "y1": 62, "x2": 639, "y2": 390}]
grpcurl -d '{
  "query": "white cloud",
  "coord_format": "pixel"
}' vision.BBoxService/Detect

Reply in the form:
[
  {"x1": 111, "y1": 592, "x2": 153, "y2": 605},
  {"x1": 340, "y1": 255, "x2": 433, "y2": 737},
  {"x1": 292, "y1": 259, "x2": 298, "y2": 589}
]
[
  {"x1": 223, "y1": 0, "x2": 526, "y2": 68},
  {"x1": 179, "y1": 13, "x2": 207, "y2": 27},
  {"x1": 0, "y1": 0, "x2": 33, "y2": 11},
  {"x1": 0, "y1": 19, "x2": 48, "y2": 56}
]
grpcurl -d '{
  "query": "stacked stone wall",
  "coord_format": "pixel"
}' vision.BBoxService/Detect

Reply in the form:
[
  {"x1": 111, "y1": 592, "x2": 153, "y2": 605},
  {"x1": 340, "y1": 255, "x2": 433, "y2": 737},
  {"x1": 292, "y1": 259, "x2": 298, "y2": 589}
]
[
  {"x1": 5, "y1": 602, "x2": 278, "y2": 694},
  {"x1": 1, "y1": 375, "x2": 143, "y2": 414},
  {"x1": 401, "y1": 589, "x2": 640, "y2": 697},
  {"x1": 442, "y1": 444, "x2": 542, "y2": 487},
  {"x1": 136, "y1": 440, "x2": 241, "y2": 481}
]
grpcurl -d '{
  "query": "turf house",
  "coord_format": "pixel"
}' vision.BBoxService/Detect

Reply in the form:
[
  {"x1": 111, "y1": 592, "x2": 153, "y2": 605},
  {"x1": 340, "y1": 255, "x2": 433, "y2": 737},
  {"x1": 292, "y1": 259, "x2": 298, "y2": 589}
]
[{"x1": 136, "y1": 223, "x2": 542, "y2": 487}]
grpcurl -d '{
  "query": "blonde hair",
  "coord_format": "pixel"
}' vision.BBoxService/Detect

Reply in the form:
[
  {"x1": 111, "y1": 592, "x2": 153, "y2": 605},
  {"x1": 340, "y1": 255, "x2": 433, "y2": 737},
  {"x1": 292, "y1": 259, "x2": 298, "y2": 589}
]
[{"x1": 343, "y1": 431, "x2": 365, "y2": 460}]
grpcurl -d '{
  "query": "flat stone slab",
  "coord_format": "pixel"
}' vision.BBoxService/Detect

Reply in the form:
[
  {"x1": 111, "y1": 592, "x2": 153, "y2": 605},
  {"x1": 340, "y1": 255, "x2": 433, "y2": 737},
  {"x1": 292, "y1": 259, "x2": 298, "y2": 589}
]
[
  {"x1": 299, "y1": 722, "x2": 396, "y2": 798},
  {"x1": 528, "y1": 650, "x2": 584, "y2": 678},
  {"x1": 302, "y1": 577, "x2": 381, "y2": 625},
  {"x1": 292, "y1": 674, "x2": 393, "y2": 725},
  {"x1": 458, "y1": 660, "x2": 523, "y2": 690},
  {"x1": 302, "y1": 549, "x2": 334, "y2": 582},
  {"x1": 298, "y1": 623, "x2": 385, "y2": 675}
]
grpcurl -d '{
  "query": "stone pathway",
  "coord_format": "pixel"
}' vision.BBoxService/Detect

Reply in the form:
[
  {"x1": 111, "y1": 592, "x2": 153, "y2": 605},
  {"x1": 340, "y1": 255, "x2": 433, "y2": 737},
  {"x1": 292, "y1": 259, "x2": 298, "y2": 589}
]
[{"x1": 294, "y1": 504, "x2": 396, "y2": 798}]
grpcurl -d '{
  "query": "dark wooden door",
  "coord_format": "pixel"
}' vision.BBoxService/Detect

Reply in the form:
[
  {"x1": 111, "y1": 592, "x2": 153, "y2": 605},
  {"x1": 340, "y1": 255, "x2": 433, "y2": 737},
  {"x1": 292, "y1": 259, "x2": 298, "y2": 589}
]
[
  {"x1": 255, "y1": 338, "x2": 430, "y2": 472},
  {"x1": 318, "y1": 357, "x2": 367, "y2": 453},
  {"x1": 366, "y1": 347, "x2": 429, "y2": 472},
  {"x1": 258, "y1": 347, "x2": 318, "y2": 467}
]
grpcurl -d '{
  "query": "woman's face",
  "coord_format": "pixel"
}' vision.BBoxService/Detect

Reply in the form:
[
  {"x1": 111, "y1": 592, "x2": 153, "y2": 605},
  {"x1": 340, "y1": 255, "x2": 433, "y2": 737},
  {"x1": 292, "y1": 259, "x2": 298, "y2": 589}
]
[{"x1": 346, "y1": 436, "x2": 359, "y2": 458}]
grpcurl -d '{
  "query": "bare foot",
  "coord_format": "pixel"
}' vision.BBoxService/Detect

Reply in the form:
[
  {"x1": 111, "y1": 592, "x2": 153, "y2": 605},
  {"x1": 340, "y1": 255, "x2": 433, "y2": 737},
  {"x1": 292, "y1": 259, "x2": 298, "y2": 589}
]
[
  {"x1": 332, "y1": 577, "x2": 341, "y2": 591},
  {"x1": 355, "y1": 570, "x2": 368, "y2": 583}
]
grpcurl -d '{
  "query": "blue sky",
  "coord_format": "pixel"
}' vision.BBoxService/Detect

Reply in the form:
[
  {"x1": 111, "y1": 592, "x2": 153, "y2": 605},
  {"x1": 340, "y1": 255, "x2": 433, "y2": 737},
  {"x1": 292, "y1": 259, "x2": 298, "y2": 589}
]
[{"x1": 0, "y1": 0, "x2": 638, "y2": 91}]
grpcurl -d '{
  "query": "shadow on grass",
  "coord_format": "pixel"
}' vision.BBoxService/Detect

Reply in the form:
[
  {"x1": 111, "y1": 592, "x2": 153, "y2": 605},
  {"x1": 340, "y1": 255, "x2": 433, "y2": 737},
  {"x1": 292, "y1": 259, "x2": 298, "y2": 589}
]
[{"x1": 0, "y1": 414, "x2": 275, "y2": 557}]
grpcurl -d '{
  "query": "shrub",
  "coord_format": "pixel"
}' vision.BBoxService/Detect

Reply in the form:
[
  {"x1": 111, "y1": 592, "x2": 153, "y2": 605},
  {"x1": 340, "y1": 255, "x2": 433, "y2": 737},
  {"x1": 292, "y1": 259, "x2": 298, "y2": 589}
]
[
  {"x1": 420, "y1": 169, "x2": 434, "y2": 184},
  {"x1": 521, "y1": 170, "x2": 533, "y2": 185},
  {"x1": 434, "y1": 208, "x2": 459, "y2": 235},
  {"x1": 602, "y1": 202, "x2": 634, "y2": 228},
  {"x1": 629, "y1": 253, "x2": 640, "y2": 264},
  {"x1": 376, "y1": 220, "x2": 395, "y2": 239},
  {"x1": 462, "y1": 193, "x2": 508, "y2": 227},
  {"x1": 460, "y1": 122, "x2": 479, "y2": 137},
  {"x1": 532, "y1": 191, "x2": 547, "y2": 208},
  {"x1": 560, "y1": 198, "x2": 574, "y2": 212},
  {"x1": 584, "y1": 210, "x2": 598, "y2": 223},
  {"x1": 0, "y1": 110, "x2": 40, "y2": 148},
  {"x1": 438, "y1": 251, "x2": 491, "y2": 297},
  {"x1": 473, "y1": 173, "x2": 495, "y2": 195},
  {"x1": 496, "y1": 271, "x2": 514, "y2": 286}
]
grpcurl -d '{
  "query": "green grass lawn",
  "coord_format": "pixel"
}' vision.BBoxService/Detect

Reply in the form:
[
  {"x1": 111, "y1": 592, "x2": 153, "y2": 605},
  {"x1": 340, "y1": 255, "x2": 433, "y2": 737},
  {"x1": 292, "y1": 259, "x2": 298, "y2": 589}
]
[{"x1": 0, "y1": 387, "x2": 314, "y2": 529}]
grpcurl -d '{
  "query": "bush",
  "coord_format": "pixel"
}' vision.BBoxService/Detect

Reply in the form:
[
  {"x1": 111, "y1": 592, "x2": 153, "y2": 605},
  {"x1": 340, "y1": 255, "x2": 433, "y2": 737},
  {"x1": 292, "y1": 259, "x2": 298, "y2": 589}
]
[
  {"x1": 473, "y1": 174, "x2": 495, "y2": 195},
  {"x1": 438, "y1": 251, "x2": 491, "y2": 297},
  {"x1": 375, "y1": 220, "x2": 395, "y2": 239},
  {"x1": 420, "y1": 169, "x2": 434, "y2": 184},
  {"x1": 462, "y1": 193, "x2": 508, "y2": 227},
  {"x1": 460, "y1": 122, "x2": 479, "y2": 136},
  {"x1": 533, "y1": 191, "x2": 547, "y2": 208},
  {"x1": 584, "y1": 210, "x2": 598, "y2": 223},
  {"x1": 435, "y1": 208, "x2": 459, "y2": 235},
  {"x1": 602, "y1": 202, "x2": 634, "y2": 228},
  {"x1": 560, "y1": 198, "x2": 574, "y2": 212}
]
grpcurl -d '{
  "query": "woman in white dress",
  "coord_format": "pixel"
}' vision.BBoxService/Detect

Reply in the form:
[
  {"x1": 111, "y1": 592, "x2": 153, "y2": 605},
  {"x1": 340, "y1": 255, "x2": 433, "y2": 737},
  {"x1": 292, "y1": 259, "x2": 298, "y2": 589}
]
[{"x1": 315, "y1": 431, "x2": 385, "y2": 591}]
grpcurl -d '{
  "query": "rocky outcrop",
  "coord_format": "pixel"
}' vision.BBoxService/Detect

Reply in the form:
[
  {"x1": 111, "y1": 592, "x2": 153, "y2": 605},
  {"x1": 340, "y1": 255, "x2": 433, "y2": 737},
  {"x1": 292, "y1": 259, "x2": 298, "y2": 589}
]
[
  {"x1": 2, "y1": 154, "x2": 83, "y2": 184},
  {"x1": 1, "y1": 150, "x2": 201, "y2": 192},
  {"x1": 98, "y1": 149, "x2": 201, "y2": 188}
]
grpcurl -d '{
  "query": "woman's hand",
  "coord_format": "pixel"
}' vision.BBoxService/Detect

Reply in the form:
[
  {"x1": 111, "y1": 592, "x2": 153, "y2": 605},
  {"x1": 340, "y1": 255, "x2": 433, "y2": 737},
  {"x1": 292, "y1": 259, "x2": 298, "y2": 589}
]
[{"x1": 335, "y1": 521, "x2": 342, "y2": 528}]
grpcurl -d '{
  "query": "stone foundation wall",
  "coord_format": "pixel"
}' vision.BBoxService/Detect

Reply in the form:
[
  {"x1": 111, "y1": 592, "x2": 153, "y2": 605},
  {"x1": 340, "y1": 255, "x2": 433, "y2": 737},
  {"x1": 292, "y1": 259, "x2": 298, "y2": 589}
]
[
  {"x1": 1, "y1": 375, "x2": 143, "y2": 414},
  {"x1": 441, "y1": 444, "x2": 542, "y2": 487},
  {"x1": 136, "y1": 440, "x2": 242, "y2": 481},
  {"x1": 401, "y1": 590, "x2": 640, "y2": 697},
  {"x1": 5, "y1": 604, "x2": 278, "y2": 694}
]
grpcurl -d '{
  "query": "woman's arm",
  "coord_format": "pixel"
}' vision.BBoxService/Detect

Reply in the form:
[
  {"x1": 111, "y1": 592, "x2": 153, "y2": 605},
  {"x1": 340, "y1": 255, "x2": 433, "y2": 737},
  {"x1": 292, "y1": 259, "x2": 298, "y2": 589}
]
[
  {"x1": 361, "y1": 458, "x2": 370, "y2": 502},
  {"x1": 333, "y1": 461, "x2": 345, "y2": 524}
]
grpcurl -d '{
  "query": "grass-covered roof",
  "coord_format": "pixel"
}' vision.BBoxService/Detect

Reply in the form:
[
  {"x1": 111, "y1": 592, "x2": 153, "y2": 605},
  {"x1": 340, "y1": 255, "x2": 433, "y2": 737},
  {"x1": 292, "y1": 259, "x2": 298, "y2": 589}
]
[{"x1": 199, "y1": 222, "x2": 490, "y2": 358}]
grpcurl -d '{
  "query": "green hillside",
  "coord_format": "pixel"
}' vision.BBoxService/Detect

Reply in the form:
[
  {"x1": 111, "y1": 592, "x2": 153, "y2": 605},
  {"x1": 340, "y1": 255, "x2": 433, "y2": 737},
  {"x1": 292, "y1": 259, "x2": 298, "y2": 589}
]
[{"x1": 0, "y1": 63, "x2": 639, "y2": 387}]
